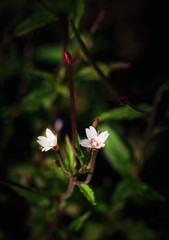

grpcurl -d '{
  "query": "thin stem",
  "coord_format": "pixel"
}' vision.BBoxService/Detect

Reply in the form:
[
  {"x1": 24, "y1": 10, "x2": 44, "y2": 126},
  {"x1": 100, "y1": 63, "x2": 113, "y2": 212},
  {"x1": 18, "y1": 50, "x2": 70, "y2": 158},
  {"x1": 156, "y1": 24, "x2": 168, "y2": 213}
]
[
  {"x1": 0, "y1": 179, "x2": 60, "y2": 200},
  {"x1": 127, "y1": 101, "x2": 151, "y2": 115},
  {"x1": 73, "y1": 150, "x2": 97, "y2": 185},
  {"x1": 70, "y1": 19, "x2": 152, "y2": 117},
  {"x1": 67, "y1": 64, "x2": 76, "y2": 148},
  {"x1": 142, "y1": 82, "x2": 169, "y2": 154},
  {"x1": 70, "y1": 19, "x2": 120, "y2": 99},
  {"x1": 56, "y1": 150, "x2": 70, "y2": 175},
  {"x1": 59, "y1": 176, "x2": 75, "y2": 200}
]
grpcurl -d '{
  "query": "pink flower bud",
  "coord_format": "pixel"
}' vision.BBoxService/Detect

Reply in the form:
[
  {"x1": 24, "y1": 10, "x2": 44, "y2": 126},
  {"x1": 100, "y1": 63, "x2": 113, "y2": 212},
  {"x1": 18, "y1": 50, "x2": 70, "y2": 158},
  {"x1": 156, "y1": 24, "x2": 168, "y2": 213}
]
[
  {"x1": 92, "y1": 118, "x2": 99, "y2": 128},
  {"x1": 63, "y1": 49, "x2": 72, "y2": 64},
  {"x1": 118, "y1": 97, "x2": 128, "y2": 106}
]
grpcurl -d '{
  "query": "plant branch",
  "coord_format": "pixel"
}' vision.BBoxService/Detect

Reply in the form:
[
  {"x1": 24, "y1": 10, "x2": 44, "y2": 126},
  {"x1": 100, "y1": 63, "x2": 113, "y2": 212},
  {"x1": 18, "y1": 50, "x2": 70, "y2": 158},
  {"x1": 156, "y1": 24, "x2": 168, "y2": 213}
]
[
  {"x1": 0, "y1": 179, "x2": 60, "y2": 200},
  {"x1": 70, "y1": 19, "x2": 120, "y2": 99},
  {"x1": 142, "y1": 81, "x2": 169, "y2": 154},
  {"x1": 67, "y1": 63, "x2": 76, "y2": 148},
  {"x1": 56, "y1": 150, "x2": 70, "y2": 175},
  {"x1": 59, "y1": 176, "x2": 75, "y2": 200},
  {"x1": 73, "y1": 150, "x2": 97, "y2": 185}
]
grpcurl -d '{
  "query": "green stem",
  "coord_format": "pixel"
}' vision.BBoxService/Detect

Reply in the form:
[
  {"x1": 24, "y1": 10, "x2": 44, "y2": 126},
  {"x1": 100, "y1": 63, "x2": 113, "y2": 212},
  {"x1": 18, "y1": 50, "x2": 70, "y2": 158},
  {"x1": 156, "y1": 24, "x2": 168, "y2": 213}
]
[
  {"x1": 0, "y1": 179, "x2": 60, "y2": 200},
  {"x1": 73, "y1": 150, "x2": 97, "y2": 185},
  {"x1": 57, "y1": 150, "x2": 70, "y2": 175}
]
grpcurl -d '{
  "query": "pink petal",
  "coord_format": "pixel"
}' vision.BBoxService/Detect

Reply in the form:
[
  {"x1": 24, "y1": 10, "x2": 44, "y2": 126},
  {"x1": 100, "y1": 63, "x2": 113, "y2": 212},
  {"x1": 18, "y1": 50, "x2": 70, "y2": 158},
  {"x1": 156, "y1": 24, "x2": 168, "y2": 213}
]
[
  {"x1": 46, "y1": 128, "x2": 55, "y2": 141},
  {"x1": 97, "y1": 131, "x2": 109, "y2": 143},
  {"x1": 80, "y1": 139, "x2": 91, "y2": 148},
  {"x1": 85, "y1": 126, "x2": 97, "y2": 139}
]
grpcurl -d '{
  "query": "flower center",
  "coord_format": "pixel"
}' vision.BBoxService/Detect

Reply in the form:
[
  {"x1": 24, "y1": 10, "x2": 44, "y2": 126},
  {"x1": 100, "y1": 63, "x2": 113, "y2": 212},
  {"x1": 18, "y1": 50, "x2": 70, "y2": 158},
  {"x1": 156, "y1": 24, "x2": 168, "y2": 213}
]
[{"x1": 91, "y1": 139, "x2": 98, "y2": 148}]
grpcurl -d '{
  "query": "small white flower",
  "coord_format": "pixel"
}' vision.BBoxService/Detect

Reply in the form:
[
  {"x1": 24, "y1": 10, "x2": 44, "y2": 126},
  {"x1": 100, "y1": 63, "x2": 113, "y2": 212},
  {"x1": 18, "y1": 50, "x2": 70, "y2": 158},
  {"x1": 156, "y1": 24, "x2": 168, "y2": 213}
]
[
  {"x1": 80, "y1": 126, "x2": 109, "y2": 149},
  {"x1": 37, "y1": 128, "x2": 58, "y2": 152}
]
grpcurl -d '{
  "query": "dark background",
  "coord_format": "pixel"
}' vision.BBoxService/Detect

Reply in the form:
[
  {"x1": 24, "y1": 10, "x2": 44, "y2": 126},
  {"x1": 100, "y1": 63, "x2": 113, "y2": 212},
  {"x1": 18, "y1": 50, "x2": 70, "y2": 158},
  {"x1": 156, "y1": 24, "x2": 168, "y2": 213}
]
[{"x1": 0, "y1": 0, "x2": 169, "y2": 239}]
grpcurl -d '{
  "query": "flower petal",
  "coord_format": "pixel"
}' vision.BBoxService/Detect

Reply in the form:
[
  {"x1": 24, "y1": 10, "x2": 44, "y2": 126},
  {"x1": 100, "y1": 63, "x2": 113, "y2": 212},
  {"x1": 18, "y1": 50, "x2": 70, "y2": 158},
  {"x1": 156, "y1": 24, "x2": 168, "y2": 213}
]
[
  {"x1": 85, "y1": 126, "x2": 97, "y2": 139},
  {"x1": 97, "y1": 131, "x2": 109, "y2": 143},
  {"x1": 37, "y1": 138, "x2": 49, "y2": 147},
  {"x1": 46, "y1": 128, "x2": 55, "y2": 141},
  {"x1": 80, "y1": 139, "x2": 91, "y2": 148}
]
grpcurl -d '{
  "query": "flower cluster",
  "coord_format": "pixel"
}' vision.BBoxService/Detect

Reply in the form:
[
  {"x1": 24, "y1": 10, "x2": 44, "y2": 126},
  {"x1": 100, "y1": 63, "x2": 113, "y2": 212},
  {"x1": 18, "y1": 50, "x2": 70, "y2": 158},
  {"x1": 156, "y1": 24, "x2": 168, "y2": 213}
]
[{"x1": 37, "y1": 126, "x2": 109, "y2": 152}]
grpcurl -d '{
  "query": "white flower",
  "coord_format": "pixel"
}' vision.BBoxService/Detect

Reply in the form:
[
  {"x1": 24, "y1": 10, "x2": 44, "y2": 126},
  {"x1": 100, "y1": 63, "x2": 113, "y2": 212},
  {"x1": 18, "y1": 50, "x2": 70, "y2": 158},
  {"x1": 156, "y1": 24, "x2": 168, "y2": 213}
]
[
  {"x1": 37, "y1": 128, "x2": 58, "y2": 152},
  {"x1": 80, "y1": 126, "x2": 109, "y2": 149}
]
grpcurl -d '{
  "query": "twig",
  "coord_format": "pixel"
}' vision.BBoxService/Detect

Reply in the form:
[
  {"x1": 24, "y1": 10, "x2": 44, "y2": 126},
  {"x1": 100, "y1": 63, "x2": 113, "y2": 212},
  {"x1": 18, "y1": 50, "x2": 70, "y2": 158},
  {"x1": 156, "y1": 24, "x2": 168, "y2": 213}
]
[
  {"x1": 67, "y1": 63, "x2": 76, "y2": 148},
  {"x1": 56, "y1": 150, "x2": 70, "y2": 174},
  {"x1": 0, "y1": 179, "x2": 60, "y2": 200},
  {"x1": 73, "y1": 150, "x2": 97, "y2": 185},
  {"x1": 70, "y1": 19, "x2": 120, "y2": 99},
  {"x1": 59, "y1": 176, "x2": 75, "y2": 200},
  {"x1": 142, "y1": 82, "x2": 169, "y2": 154}
]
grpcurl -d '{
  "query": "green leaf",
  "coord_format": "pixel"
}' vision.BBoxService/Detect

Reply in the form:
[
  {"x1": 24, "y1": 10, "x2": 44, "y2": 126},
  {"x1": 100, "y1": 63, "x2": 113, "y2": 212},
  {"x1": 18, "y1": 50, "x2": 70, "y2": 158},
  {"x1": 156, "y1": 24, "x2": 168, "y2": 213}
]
[
  {"x1": 0, "y1": 179, "x2": 51, "y2": 206},
  {"x1": 78, "y1": 184, "x2": 96, "y2": 205},
  {"x1": 134, "y1": 182, "x2": 165, "y2": 202},
  {"x1": 75, "y1": 132, "x2": 91, "y2": 165},
  {"x1": 35, "y1": 44, "x2": 62, "y2": 64},
  {"x1": 98, "y1": 106, "x2": 145, "y2": 122},
  {"x1": 65, "y1": 135, "x2": 75, "y2": 173},
  {"x1": 69, "y1": 0, "x2": 85, "y2": 38},
  {"x1": 112, "y1": 180, "x2": 134, "y2": 210},
  {"x1": 76, "y1": 62, "x2": 130, "y2": 81},
  {"x1": 75, "y1": 132, "x2": 84, "y2": 163},
  {"x1": 122, "y1": 219, "x2": 156, "y2": 240},
  {"x1": 22, "y1": 87, "x2": 57, "y2": 112},
  {"x1": 15, "y1": 10, "x2": 57, "y2": 36},
  {"x1": 69, "y1": 211, "x2": 91, "y2": 232},
  {"x1": 100, "y1": 125, "x2": 132, "y2": 177},
  {"x1": 25, "y1": 68, "x2": 55, "y2": 83}
]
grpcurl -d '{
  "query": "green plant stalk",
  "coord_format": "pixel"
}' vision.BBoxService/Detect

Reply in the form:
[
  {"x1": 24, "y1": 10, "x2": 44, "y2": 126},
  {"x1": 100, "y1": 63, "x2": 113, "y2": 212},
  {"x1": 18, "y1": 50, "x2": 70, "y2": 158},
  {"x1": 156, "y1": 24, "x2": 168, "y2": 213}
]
[
  {"x1": 74, "y1": 150, "x2": 97, "y2": 185},
  {"x1": 57, "y1": 150, "x2": 70, "y2": 175}
]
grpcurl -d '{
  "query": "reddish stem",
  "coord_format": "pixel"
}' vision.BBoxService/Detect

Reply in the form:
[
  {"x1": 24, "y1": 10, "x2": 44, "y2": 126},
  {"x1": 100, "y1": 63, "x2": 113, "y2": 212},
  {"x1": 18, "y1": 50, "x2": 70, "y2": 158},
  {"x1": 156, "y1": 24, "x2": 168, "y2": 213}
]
[{"x1": 67, "y1": 64, "x2": 76, "y2": 148}]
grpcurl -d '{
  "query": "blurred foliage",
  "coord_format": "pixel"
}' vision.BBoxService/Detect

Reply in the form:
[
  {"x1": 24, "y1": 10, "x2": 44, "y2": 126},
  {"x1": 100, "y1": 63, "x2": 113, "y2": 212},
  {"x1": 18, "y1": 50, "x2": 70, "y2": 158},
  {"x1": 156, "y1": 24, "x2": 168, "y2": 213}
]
[{"x1": 0, "y1": 0, "x2": 169, "y2": 239}]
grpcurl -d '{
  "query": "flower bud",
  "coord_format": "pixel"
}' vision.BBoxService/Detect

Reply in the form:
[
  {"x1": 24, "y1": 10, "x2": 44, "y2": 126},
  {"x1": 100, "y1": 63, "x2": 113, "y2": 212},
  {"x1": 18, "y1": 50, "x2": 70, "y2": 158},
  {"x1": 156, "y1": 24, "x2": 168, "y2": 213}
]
[
  {"x1": 118, "y1": 97, "x2": 128, "y2": 106},
  {"x1": 92, "y1": 118, "x2": 99, "y2": 128},
  {"x1": 63, "y1": 49, "x2": 72, "y2": 64}
]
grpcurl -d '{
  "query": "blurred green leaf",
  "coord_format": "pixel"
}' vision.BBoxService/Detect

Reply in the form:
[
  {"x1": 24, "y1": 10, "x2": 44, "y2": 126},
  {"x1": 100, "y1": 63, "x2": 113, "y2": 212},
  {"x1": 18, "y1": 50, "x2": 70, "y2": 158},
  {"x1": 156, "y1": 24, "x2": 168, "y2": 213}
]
[
  {"x1": 22, "y1": 87, "x2": 56, "y2": 112},
  {"x1": 25, "y1": 68, "x2": 55, "y2": 83},
  {"x1": 100, "y1": 125, "x2": 132, "y2": 177},
  {"x1": 65, "y1": 135, "x2": 75, "y2": 173},
  {"x1": 78, "y1": 184, "x2": 96, "y2": 205},
  {"x1": 69, "y1": 211, "x2": 91, "y2": 232},
  {"x1": 0, "y1": 179, "x2": 51, "y2": 206},
  {"x1": 122, "y1": 219, "x2": 156, "y2": 240},
  {"x1": 75, "y1": 62, "x2": 130, "y2": 81},
  {"x1": 134, "y1": 182, "x2": 164, "y2": 202},
  {"x1": 112, "y1": 179, "x2": 134, "y2": 211},
  {"x1": 75, "y1": 132, "x2": 84, "y2": 164},
  {"x1": 35, "y1": 44, "x2": 62, "y2": 64},
  {"x1": 98, "y1": 104, "x2": 150, "y2": 122},
  {"x1": 112, "y1": 179, "x2": 164, "y2": 210},
  {"x1": 69, "y1": 0, "x2": 85, "y2": 38},
  {"x1": 15, "y1": 10, "x2": 57, "y2": 36}
]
